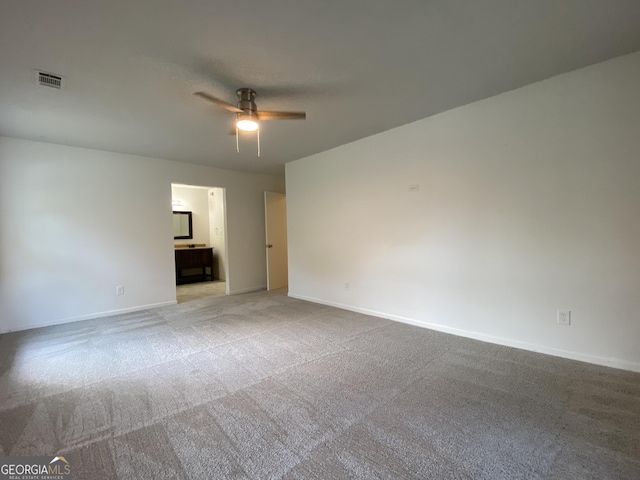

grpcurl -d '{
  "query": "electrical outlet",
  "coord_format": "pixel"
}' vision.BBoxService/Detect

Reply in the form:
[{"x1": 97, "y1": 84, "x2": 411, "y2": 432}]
[
  {"x1": 116, "y1": 285, "x2": 124, "y2": 296},
  {"x1": 557, "y1": 310, "x2": 571, "y2": 325},
  {"x1": 344, "y1": 282, "x2": 350, "y2": 291}
]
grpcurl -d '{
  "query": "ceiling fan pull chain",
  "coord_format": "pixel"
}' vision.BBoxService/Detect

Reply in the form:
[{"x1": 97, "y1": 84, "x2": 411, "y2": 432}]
[
  {"x1": 257, "y1": 127, "x2": 261, "y2": 157},
  {"x1": 236, "y1": 125, "x2": 240, "y2": 153}
]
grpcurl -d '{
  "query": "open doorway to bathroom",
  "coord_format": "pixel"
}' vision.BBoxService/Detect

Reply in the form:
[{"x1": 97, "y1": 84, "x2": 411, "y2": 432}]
[{"x1": 171, "y1": 183, "x2": 228, "y2": 303}]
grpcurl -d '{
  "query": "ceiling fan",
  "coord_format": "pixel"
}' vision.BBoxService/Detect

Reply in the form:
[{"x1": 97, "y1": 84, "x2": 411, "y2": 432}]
[{"x1": 194, "y1": 88, "x2": 306, "y2": 156}]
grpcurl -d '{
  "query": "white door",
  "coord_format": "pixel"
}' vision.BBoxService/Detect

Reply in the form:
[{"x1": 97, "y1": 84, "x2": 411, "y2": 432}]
[{"x1": 264, "y1": 191, "x2": 288, "y2": 291}]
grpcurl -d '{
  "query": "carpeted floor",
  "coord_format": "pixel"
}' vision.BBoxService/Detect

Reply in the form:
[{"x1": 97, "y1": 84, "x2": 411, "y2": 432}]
[{"x1": 0, "y1": 289, "x2": 639, "y2": 479}]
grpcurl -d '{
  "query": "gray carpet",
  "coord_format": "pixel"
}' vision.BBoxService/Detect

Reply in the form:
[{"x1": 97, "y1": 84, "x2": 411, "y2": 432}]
[{"x1": 0, "y1": 289, "x2": 639, "y2": 479}]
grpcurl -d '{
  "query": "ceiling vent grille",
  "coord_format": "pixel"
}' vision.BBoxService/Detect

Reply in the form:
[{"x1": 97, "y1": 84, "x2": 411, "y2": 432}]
[{"x1": 36, "y1": 71, "x2": 63, "y2": 89}]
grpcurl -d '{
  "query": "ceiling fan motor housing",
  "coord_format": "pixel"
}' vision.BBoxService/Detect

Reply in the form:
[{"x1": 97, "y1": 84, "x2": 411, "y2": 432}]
[{"x1": 236, "y1": 88, "x2": 257, "y2": 114}]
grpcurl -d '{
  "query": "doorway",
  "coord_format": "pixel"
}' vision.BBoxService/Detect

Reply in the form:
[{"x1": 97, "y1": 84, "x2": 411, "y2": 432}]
[{"x1": 171, "y1": 183, "x2": 228, "y2": 303}]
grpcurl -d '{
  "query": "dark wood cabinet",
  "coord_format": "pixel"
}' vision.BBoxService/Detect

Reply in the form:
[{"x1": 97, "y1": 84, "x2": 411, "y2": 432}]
[{"x1": 175, "y1": 248, "x2": 215, "y2": 285}]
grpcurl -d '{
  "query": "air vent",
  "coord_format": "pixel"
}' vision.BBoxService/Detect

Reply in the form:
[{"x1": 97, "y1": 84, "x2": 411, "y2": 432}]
[{"x1": 36, "y1": 71, "x2": 63, "y2": 89}]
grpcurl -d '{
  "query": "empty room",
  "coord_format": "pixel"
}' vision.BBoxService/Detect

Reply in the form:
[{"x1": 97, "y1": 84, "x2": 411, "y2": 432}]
[{"x1": 1, "y1": 1, "x2": 639, "y2": 479}]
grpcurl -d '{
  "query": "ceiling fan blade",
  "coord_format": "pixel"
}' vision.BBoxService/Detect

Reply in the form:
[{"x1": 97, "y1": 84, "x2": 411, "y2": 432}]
[
  {"x1": 256, "y1": 110, "x2": 306, "y2": 120},
  {"x1": 193, "y1": 91, "x2": 243, "y2": 113}
]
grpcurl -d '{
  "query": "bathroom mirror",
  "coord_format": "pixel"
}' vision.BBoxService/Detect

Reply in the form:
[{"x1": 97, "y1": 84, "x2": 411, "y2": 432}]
[{"x1": 173, "y1": 211, "x2": 193, "y2": 239}]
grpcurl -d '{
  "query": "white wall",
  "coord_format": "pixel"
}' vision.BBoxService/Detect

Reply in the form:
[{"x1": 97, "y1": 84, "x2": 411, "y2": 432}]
[
  {"x1": 0, "y1": 138, "x2": 284, "y2": 332},
  {"x1": 208, "y1": 187, "x2": 227, "y2": 282},
  {"x1": 171, "y1": 185, "x2": 210, "y2": 246},
  {"x1": 286, "y1": 51, "x2": 640, "y2": 372}
]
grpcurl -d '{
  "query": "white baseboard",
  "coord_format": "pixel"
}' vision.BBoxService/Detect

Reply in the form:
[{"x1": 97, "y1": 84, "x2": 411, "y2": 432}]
[
  {"x1": 228, "y1": 285, "x2": 266, "y2": 295},
  {"x1": 288, "y1": 293, "x2": 640, "y2": 373},
  {"x1": 0, "y1": 300, "x2": 178, "y2": 334}
]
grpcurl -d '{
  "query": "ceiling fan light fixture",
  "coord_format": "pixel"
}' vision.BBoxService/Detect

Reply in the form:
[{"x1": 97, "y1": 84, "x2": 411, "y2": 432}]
[
  {"x1": 193, "y1": 88, "x2": 305, "y2": 157},
  {"x1": 236, "y1": 114, "x2": 259, "y2": 132}
]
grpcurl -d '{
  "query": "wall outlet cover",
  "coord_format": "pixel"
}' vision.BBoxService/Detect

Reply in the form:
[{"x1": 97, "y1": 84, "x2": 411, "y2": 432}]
[{"x1": 557, "y1": 310, "x2": 571, "y2": 325}]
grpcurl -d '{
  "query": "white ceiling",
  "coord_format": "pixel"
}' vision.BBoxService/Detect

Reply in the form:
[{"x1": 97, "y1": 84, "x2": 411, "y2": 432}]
[{"x1": 2, "y1": 1, "x2": 640, "y2": 175}]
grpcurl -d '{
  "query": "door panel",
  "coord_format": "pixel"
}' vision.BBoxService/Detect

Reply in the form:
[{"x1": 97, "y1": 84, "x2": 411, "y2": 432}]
[{"x1": 265, "y1": 192, "x2": 288, "y2": 291}]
